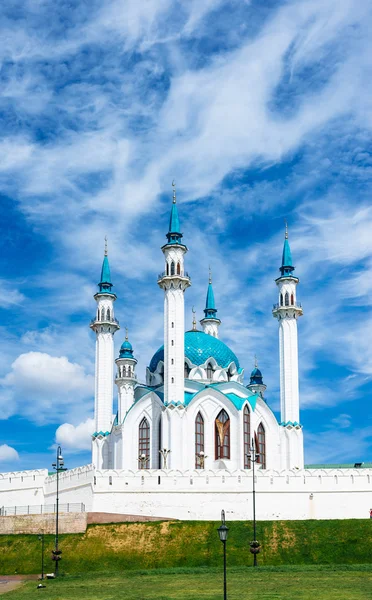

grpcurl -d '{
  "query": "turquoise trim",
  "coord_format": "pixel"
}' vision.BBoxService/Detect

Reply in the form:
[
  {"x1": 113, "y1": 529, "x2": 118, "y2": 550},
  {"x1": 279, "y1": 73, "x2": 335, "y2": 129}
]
[
  {"x1": 166, "y1": 201, "x2": 183, "y2": 244},
  {"x1": 99, "y1": 255, "x2": 113, "y2": 292},
  {"x1": 280, "y1": 236, "x2": 295, "y2": 277},
  {"x1": 280, "y1": 421, "x2": 302, "y2": 428}
]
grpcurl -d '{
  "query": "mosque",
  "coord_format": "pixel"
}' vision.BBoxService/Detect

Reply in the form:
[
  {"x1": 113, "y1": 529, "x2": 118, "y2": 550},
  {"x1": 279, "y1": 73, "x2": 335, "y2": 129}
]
[
  {"x1": 1, "y1": 188, "x2": 371, "y2": 522},
  {"x1": 90, "y1": 188, "x2": 304, "y2": 473}
]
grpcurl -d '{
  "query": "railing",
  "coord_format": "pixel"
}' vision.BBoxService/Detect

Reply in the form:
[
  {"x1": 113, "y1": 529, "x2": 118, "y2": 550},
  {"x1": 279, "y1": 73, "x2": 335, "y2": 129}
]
[
  {"x1": 158, "y1": 271, "x2": 190, "y2": 280},
  {"x1": 273, "y1": 302, "x2": 302, "y2": 310},
  {"x1": 0, "y1": 503, "x2": 85, "y2": 516},
  {"x1": 90, "y1": 317, "x2": 119, "y2": 326}
]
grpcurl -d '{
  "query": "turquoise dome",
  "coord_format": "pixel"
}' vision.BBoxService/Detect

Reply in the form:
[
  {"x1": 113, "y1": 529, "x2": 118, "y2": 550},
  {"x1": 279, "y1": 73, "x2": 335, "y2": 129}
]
[
  {"x1": 250, "y1": 367, "x2": 263, "y2": 385},
  {"x1": 149, "y1": 330, "x2": 239, "y2": 372},
  {"x1": 119, "y1": 340, "x2": 135, "y2": 359}
]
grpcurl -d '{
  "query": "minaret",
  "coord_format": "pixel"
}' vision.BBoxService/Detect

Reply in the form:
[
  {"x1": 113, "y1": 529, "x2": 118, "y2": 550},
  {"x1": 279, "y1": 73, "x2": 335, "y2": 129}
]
[
  {"x1": 247, "y1": 357, "x2": 267, "y2": 399},
  {"x1": 272, "y1": 225, "x2": 303, "y2": 424},
  {"x1": 115, "y1": 329, "x2": 137, "y2": 423},
  {"x1": 200, "y1": 268, "x2": 221, "y2": 338},
  {"x1": 90, "y1": 238, "x2": 120, "y2": 434},
  {"x1": 158, "y1": 183, "x2": 191, "y2": 404}
]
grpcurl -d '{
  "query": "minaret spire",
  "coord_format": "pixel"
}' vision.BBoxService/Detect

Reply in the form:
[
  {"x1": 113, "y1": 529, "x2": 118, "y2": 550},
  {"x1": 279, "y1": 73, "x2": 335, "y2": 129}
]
[
  {"x1": 200, "y1": 268, "x2": 221, "y2": 338},
  {"x1": 272, "y1": 225, "x2": 304, "y2": 469}
]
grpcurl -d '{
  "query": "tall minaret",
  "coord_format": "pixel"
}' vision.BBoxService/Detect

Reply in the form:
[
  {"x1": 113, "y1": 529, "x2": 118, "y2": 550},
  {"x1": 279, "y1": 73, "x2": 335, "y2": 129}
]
[
  {"x1": 200, "y1": 268, "x2": 221, "y2": 338},
  {"x1": 90, "y1": 239, "x2": 120, "y2": 434},
  {"x1": 158, "y1": 183, "x2": 191, "y2": 404},
  {"x1": 272, "y1": 225, "x2": 303, "y2": 424},
  {"x1": 115, "y1": 329, "x2": 137, "y2": 423}
]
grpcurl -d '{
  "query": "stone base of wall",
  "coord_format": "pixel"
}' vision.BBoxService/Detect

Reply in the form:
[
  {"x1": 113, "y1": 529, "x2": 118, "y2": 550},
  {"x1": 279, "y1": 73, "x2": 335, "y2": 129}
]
[
  {"x1": 0, "y1": 512, "x2": 87, "y2": 534},
  {"x1": 87, "y1": 512, "x2": 172, "y2": 524}
]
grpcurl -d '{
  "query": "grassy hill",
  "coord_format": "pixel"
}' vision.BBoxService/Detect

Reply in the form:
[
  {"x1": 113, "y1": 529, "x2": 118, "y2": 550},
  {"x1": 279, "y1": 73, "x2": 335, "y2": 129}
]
[{"x1": 0, "y1": 519, "x2": 371, "y2": 575}]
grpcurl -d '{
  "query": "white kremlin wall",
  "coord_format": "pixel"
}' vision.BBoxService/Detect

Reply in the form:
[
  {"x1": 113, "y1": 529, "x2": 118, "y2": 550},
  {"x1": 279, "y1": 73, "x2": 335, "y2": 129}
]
[{"x1": 1, "y1": 465, "x2": 371, "y2": 521}]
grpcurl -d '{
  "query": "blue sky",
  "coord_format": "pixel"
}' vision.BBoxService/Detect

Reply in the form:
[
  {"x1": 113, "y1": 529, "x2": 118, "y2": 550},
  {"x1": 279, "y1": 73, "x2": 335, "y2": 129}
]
[{"x1": 0, "y1": 0, "x2": 371, "y2": 471}]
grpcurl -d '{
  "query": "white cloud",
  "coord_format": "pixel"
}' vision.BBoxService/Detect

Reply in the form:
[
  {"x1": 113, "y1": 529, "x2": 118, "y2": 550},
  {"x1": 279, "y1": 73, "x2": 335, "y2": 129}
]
[
  {"x1": 0, "y1": 352, "x2": 94, "y2": 423},
  {"x1": 0, "y1": 444, "x2": 20, "y2": 463},
  {"x1": 331, "y1": 414, "x2": 352, "y2": 429},
  {"x1": 55, "y1": 418, "x2": 94, "y2": 452}
]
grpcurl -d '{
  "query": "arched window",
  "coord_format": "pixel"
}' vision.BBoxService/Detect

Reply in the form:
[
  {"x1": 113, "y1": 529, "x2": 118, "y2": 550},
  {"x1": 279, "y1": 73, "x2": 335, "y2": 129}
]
[
  {"x1": 171, "y1": 377, "x2": 174, "y2": 383},
  {"x1": 285, "y1": 292, "x2": 289, "y2": 306},
  {"x1": 170, "y1": 261, "x2": 175, "y2": 276},
  {"x1": 177, "y1": 262, "x2": 181, "y2": 275},
  {"x1": 158, "y1": 419, "x2": 162, "y2": 469},
  {"x1": 138, "y1": 417, "x2": 150, "y2": 469},
  {"x1": 171, "y1": 340, "x2": 174, "y2": 346},
  {"x1": 107, "y1": 308, "x2": 111, "y2": 321},
  {"x1": 257, "y1": 423, "x2": 266, "y2": 469},
  {"x1": 243, "y1": 406, "x2": 251, "y2": 469},
  {"x1": 291, "y1": 293, "x2": 294, "y2": 305},
  {"x1": 206, "y1": 363, "x2": 213, "y2": 379},
  {"x1": 97, "y1": 309, "x2": 99, "y2": 320},
  {"x1": 166, "y1": 262, "x2": 169, "y2": 276},
  {"x1": 195, "y1": 412, "x2": 204, "y2": 469},
  {"x1": 171, "y1": 322, "x2": 174, "y2": 328},
  {"x1": 280, "y1": 293, "x2": 284, "y2": 306},
  {"x1": 101, "y1": 307, "x2": 105, "y2": 320},
  {"x1": 184, "y1": 362, "x2": 190, "y2": 378},
  {"x1": 215, "y1": 409, "x2": 230, "y2": 460}
]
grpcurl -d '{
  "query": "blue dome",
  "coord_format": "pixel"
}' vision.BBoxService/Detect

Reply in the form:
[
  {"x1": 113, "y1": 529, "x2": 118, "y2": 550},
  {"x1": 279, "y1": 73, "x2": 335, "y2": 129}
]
[
  {"x1": 149, "y1": 330, "x2": 239, "y2": 372},
  {"x1": 119, "y1": 339, "x2": 135, "y2": 359},
  {"x1": 250, "y1": 367, "x2": 263, "y2": 385}
]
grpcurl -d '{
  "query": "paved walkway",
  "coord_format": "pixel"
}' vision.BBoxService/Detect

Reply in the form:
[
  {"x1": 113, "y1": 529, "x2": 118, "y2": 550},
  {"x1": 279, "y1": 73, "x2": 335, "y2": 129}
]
[{"x1": 0, "y1": 575, "x2": 38, "y2": 595}]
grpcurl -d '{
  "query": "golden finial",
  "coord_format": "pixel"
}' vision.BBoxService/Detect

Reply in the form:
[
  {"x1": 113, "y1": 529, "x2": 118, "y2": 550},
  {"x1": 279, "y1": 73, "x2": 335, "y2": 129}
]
[
  {"x1": 192, "y1": 306, "x2": 197, "y2": 331},
  {"x1": 104, "y1": 236, "x2": 108, "y2": 256},
  {"x1": 172, "y1": 180, "x2": 176, "y2": 203},
  {"x1": 125, "y1": 327, "x2": 128, "y2": 341},
  {"x1": 209, "y1": 266, "x2": 212, "y2": 284},
  {"x1": 284, "y1": 221, "x2": 288, "y2": 239}
]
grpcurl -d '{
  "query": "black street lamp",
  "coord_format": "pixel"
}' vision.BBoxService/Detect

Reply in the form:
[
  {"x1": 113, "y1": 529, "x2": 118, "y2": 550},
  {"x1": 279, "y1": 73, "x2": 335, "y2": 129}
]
[
  {"x1": 51, "y1": 445, "x2": 67, "y2": 575},
  {"x1": 38, "y1": 533, "x2": 45, "y2": 580},
  {"x1": 246, "y1": 438, "x2": 261, "y2": 566},
  {"x1": 217, "y1": 509, "x2": 229, "y2": 600}
]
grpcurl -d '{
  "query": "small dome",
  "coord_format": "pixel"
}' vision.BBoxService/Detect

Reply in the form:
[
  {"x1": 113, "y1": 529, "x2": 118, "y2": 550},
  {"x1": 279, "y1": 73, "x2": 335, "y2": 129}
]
[
  {"x1": 149, "y1": 330, "x2": 239, "y2": 372},
  {"x1": 250, "y1": 367, "x2": 263, "y2": 385},
  {"x1": 119, "y1": 339, "x2": 135, "y2": 359}
]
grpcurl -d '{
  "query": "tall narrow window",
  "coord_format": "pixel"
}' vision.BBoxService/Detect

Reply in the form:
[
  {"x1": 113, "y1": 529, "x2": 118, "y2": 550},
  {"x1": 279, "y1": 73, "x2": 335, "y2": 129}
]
[
  {"x1": 158, "y1": 418, "x2": 162, "y2": 469},
  {"x1": 184, "y1": 362, "x2": 190, "y2": 378},
  {"x1": 166, "y1": 262, "x2": 169, "y2": 275},
  {"x1": 138, "y1": 417, "x2": 150, "y2": 469},
  {"x1": 101, "y1": 307, "x2": 105, "y2": 320},
  {"x1": 215, "y1": 409, "x2": 230, "y2": 460},
  {"x1": 291, "y1": 293, "x2": 294, "y2": 305},
  {"x1": 280, "y1": 293, "x2": 284, "y2": 306},
  {"x1": 171, "y1": 261, "x2": 175, "y2": 275},
  {"x1": 206, "y1": 363, "x2": 214, "y2": 379},
  {"x1": 243, "y1": 406, "x2": 251, "y2": 469},
  {"x1": 285, "y1": 292, "x2": 289, "y2": 306},
  {"x1": 257, "y1": 423, "x2": 266, "y2": 469},
  {"x1": 107, "y1": 308, "x2": 111, "y2": 321},
  {"x1": 195, "y1": 412, "x2": 204, "y2": 469},
  {"x1": 177, "y1": 262, "x2": 181, "y2": 275}
]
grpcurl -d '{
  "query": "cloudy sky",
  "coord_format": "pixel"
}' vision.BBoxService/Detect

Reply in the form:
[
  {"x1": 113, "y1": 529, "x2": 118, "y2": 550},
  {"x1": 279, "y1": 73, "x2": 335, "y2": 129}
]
[{"x1": 0, "y1": 0, "x2": 371, "y2": 472}]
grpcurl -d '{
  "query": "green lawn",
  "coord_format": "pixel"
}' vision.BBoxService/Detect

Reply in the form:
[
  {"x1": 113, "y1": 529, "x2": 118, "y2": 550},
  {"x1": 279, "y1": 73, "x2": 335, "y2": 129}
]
[{"x1": 4, "y1": 566, "x2": 372, "y2": 600}]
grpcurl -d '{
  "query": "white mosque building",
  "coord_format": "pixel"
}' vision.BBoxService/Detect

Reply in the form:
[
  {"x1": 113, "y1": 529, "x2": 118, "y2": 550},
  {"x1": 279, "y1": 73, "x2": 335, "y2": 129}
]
[
  {"x1": 91, "y1": 190, "x2": 303, "y2": 473},
  {"x1": 0, "y1": 191, "x2": 371, "y2": 521}
]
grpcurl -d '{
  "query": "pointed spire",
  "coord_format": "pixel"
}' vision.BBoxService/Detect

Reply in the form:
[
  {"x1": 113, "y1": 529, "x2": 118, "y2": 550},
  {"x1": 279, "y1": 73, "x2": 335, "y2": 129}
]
[
  {"x1": 166, "y1": 181, "x2": 183, "y2": 244},
  {"x1": 119, "y1": 328, "x2": 136, "y2": 360},
  {"x1": 280, "y1": 223, "x2": 295, "y2": 277},
  {"x1": 98, "y1": 238, "x2": 113, "y2": 293},
  {"x1": 203, "y1": 269, "x2": 218, "y2": 319}
]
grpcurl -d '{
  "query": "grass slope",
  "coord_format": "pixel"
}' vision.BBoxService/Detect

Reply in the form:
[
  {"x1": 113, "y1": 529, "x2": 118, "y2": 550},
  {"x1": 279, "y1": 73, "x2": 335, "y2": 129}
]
[
  {"x1": 4, "y1": 566, "x2": 372, "y2": 600},
  {"x1": 0, "y1": 520, "x2": 371, "y2": 576}
]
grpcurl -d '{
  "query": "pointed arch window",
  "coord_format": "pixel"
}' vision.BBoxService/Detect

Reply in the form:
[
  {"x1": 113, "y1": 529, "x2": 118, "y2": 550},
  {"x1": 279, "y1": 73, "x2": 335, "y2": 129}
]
[
  {"x1": 215, "y1": 409, "x2": 230, "y2": 460},
  {"x1": 184, "y1": 362, "x2": 191, "y2": 378},
  {"x1": 107, "y1": 308, "x2": 111, "y2": 321},
  {"x1": 280, "y1": 293, "x2": 284, "y2": 306},
  {"x1": 195, "y1": 412, "x2": 204, "y2": 469},
  {"x1": 285, "y1": 292, "x2": 289, "y2": 306},
  {"x1": 101, "y1": 307, "x2": 105, "y2": 321},
  {"x1": 291, "y1": 293, "x2": 294, "y2": 305},
  {"x1": 170, "y1": 261, "x2": 175, "y2": 276},
  {"x1": 257, "y1": 423, "x2": 266, "y2": 469},
  {"x1": 243, "y1": 406, "x2": 251, "y2": 469},
  {"x1": 138, "y1": 417, "x2": 150, "y2": 469},
  {"x1": 206, "y1": 362, "x2": 214, "y2": 379},
  {"x1": 177, "y1": 262, "x2": 181, "y2": 275},
  {"x1": 166, "y1": 262, "x2": 169, "y2": 276}
]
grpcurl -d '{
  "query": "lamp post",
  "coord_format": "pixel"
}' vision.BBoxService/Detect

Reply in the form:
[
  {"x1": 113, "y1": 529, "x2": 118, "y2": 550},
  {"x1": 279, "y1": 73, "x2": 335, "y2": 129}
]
[
  {"x1": 38, "y1": 533, "x2": 45, "y2": 580},
  {"x1": 196, "y1": 451, "x2": 208, "y2": 469},
  {"x1": 217, "y1": 509, "x2": 229, "y2": 600},
  {"x1": 246, "y1": 438, "x2": 261, "y2": 566},
  {"x1": 138, "y1": 453, "x2": 149, "y2": 469},
  {"x1": 159, "y1": 448, "x2": 171, "y2": 469},
  {"x1": 52, "y1": 445, "x2": 67, "y2": 575}
]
